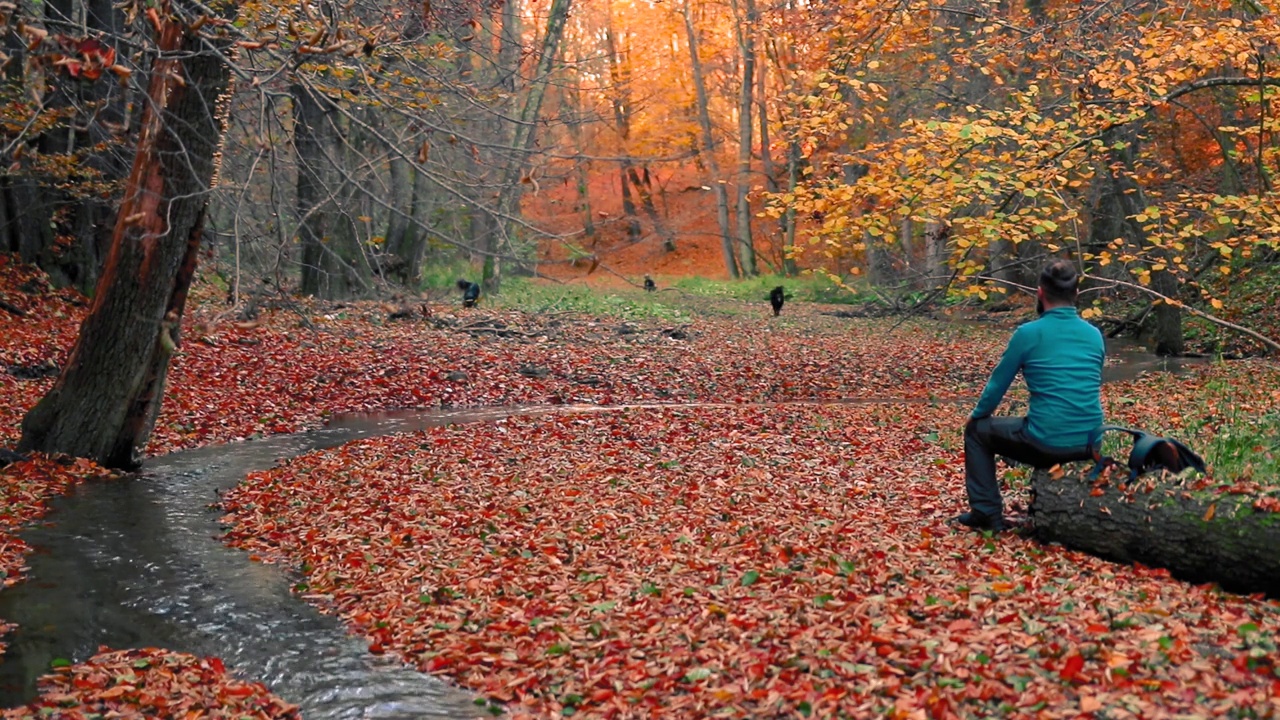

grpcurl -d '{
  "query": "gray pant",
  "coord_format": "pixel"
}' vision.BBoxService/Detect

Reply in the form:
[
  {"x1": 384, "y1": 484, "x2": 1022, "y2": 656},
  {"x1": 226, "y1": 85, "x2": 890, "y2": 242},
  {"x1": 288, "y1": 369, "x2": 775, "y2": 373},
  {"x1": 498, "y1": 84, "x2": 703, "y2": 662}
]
[{"x1": 964, "y1": 417, "x2": 1092, "y2": 518}]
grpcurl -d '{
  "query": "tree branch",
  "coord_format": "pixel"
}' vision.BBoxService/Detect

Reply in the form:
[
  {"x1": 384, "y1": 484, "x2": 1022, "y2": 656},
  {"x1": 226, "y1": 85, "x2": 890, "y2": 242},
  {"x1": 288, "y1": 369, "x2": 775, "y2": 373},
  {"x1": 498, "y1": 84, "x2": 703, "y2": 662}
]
[{"x1": 1086, "y1": 275, "x2": 1280, "y2": 354}]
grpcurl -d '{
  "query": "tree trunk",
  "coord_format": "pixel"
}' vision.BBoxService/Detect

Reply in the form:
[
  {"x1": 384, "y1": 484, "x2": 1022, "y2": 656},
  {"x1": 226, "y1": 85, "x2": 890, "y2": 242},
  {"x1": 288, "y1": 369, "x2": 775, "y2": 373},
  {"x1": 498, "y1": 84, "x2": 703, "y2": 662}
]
[
  {"x1": 619, "y1": 168, "x2": 642, "y2": 239},
  {"x1": 563, "y1": 67, "x2": 596, "y2": 242},
  {"x1": 384, "y1": 151, "x2": 413, "y2": 281},
  {"x1": 1101, "y1": 128, "x2": 1184, "y2": 355},
  {"x1": 1150, "y1": 268, "x2": 1185, "y2": 356},
  {"x1": 19, "y1": 2, "x2": 236, "y2": 468},
  {"x1": 899, "y1": 216, "x2": 914, "y2": 285},
  {"x1": 924, "y1": 220, "x2": 946, "y2": 288},
  {"x1": 782, "y1": 140, "x2": 800, "y2": 276},
  {"x1": 605, "y1": 22, "x2": 643, "y2": 243},
  {"x1": 485, "y1": 0, "x2": 523, "y2": 288},
  {"x1": 401, "y1": 163, "x2": 433, "y2": 283},
  {"x1": 1030, "y1": 468, "x2": 1280, "y2": 598},
  {"x1": 756, "y1": 55, "x2": 789, "y2": 275},
  {"x1": 488, "y1": 0, "x2": 572, "y2": 289},
  {"x1": 626, "y1": 166, "x2": 675, "y2": 251},
  {"x1": 683, "y1": 0, "x2": 738, "y2": 279},
  {"x1": 294, "y1": 83, "x2": 336, "y2": 297},
  {"x1": 731, "y1": 0, "x2": 758, "y2": 275}
]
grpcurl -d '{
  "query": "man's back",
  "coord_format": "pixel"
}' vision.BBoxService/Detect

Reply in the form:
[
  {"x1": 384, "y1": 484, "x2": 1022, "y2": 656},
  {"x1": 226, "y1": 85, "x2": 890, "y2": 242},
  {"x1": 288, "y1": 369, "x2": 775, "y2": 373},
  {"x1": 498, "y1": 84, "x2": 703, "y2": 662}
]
[
  {"x1": 1014, "y1": 308, "x2": 1104, "y2": 446},
  {"x1": 971, "y1": 306, "x2": 1104, "y2": 448}
]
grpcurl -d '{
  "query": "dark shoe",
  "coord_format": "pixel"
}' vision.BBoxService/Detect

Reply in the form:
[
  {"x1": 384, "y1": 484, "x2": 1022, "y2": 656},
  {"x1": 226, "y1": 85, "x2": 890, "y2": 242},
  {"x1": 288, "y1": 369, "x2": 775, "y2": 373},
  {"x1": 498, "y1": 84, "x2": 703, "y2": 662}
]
[{"x1": 952, "y1": 511, "x2": 1006, "y2": 533}]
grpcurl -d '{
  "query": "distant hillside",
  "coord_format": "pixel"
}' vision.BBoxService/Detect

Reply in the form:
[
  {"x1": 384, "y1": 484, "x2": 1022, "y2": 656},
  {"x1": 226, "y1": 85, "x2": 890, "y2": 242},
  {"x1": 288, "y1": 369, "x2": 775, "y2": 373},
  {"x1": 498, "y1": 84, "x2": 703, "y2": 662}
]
[{"x1": 525, "y1": 166, "x2": 842, "y2": 285}]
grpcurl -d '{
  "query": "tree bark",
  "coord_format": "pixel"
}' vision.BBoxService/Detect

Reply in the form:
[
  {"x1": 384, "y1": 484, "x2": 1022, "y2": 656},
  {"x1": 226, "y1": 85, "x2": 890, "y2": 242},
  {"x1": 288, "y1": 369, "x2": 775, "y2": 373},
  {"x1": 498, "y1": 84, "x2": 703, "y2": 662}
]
[
  {"x1": 731, "y1": 0, "x2": 758, "y2": 275},
  {"x1": 19, "y1": 1, "x2": 236, "y2": 468},
  {"x1": 294, "y1": 82, "x2": 337, "y2": 298},
  {"x1": 1100, "y1": 128, "x2": 1184, "y2": 355},
  {"x1": 756, "y1": 55, "x2": 789, "y2": 275},
  {"x1": 488, "y1": 0, "x2": 572, "y2": 288},
  {"x1": 1030, "y1": 468, "x2": 1280, "y2": 598},
  {"x1": 563, "y1": 66, "x2": 596, "y2": 242},
  {"x1": 384, "y1": 150, "x2": 413, "y2": 279},
  {"x1": 604, "y1": 21, "x2": 643, "y2": 243},
  {"x1": 683, "y1": 0, "x2": 739, "y2": 278},
  {"x1": 782, "y1": 139, "x2": 801, "y2": 277},
  {"x1": 626, "y1": 165, "x2": 675, "y2": 251},
  {"x1": 924, "y1": 220, "x2": 946, "y2": 288},
  {"x1": 401, "y1": 162, "x2": 433, "y2": 282}
]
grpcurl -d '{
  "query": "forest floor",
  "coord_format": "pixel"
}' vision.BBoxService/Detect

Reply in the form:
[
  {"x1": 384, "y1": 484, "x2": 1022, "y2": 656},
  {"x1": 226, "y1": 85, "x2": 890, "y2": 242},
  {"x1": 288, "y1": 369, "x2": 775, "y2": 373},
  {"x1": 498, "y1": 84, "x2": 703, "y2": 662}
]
[{"x1": 2, "y1": 253, "x2": 1280, "y2": 717}]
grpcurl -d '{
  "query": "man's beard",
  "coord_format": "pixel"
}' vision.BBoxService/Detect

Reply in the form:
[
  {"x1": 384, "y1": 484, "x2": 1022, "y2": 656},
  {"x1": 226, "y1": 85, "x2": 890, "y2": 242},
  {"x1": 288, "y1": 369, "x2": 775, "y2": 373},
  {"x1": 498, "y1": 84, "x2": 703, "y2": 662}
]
[{"x1": 1036, "y1": 298, "x2": 1045, "y2": 316}]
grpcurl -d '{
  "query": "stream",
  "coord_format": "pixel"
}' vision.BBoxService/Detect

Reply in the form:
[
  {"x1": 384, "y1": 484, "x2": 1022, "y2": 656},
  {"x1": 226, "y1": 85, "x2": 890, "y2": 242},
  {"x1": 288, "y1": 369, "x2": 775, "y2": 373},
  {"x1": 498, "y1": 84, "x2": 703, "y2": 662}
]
[{"x1": 0, "y1": 343, "x2": 1207, "y2": 717}]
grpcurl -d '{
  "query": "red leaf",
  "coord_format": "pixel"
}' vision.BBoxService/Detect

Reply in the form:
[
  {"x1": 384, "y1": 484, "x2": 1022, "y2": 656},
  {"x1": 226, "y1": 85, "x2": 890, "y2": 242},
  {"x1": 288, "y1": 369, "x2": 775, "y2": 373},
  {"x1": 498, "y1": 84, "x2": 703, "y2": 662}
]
[{"x1": 1060, "y1": 654, "x2": 1085, "y2": 681}]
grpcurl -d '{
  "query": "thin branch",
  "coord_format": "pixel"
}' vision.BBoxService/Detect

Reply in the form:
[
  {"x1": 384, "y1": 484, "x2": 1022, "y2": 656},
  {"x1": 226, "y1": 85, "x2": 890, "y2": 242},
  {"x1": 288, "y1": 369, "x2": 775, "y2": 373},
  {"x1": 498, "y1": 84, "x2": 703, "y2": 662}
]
[{"x1": 1086, "y1": 275, "x2": 1280, "y2": 354}]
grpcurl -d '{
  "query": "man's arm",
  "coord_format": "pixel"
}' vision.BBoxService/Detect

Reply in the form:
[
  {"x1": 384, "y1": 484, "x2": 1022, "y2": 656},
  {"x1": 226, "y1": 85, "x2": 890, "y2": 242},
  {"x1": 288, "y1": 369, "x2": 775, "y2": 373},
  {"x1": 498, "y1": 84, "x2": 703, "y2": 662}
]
[{"x1": 971, "y1": 325, "x2": 1033, "y2": 419}]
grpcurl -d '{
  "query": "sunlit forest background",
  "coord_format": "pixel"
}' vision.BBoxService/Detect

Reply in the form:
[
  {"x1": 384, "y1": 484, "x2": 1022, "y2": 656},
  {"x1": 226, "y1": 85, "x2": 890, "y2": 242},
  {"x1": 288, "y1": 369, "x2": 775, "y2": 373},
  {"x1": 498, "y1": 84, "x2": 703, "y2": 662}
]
[{"x1": 2, "y1": 0, "x2": 1279, "y2": 353}]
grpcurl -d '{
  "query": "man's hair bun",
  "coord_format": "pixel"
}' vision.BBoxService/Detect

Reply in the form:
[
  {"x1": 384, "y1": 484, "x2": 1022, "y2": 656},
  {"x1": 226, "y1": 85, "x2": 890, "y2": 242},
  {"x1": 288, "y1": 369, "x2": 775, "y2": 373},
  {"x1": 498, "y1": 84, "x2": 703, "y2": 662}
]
[{"x1": 1039, "y1": 260, "x2": 1079, "y2": 301}]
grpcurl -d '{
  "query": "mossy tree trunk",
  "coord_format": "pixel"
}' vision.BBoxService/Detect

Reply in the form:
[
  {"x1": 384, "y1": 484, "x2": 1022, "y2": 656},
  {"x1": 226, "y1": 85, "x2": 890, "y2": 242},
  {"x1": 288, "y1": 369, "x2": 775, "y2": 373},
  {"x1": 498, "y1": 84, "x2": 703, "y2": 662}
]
[{"x1": 1030, "y1": 468, "x2": 1280, "y2": 597}]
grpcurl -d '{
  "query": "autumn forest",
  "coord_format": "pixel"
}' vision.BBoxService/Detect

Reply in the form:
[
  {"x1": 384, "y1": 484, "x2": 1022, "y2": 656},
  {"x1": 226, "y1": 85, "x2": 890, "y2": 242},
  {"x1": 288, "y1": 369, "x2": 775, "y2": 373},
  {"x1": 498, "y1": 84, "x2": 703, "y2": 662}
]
[{"x1": 2, "y1": 0, "x2": 1280, "y2": 717}]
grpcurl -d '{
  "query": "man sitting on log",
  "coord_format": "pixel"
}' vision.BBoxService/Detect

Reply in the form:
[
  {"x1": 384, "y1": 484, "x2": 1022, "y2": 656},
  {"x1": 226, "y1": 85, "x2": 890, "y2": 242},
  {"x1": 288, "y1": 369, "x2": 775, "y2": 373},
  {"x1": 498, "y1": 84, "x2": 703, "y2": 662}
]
[{"x1": 954, "y1": 260, "x2": 1104, "y2": 533}]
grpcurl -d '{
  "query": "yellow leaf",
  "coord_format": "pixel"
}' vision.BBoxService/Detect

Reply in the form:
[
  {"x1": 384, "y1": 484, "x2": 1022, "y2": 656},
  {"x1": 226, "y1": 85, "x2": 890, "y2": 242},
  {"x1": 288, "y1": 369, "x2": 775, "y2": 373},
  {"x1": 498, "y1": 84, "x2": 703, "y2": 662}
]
[
  {"x1": 1203, "y1": 503, "x2": 1216, "y2": 522},
  {"x1": 1210, "y1": 298, "x2": 1224, "y2": 310}
]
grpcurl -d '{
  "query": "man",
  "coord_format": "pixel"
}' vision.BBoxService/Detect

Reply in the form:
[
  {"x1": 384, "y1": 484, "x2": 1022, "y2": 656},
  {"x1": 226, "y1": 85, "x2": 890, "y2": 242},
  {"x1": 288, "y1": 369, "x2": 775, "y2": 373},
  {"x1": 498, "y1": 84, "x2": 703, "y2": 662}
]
[{"x1": 955, "y1": 260, "x2": 1104, "y2": 532}]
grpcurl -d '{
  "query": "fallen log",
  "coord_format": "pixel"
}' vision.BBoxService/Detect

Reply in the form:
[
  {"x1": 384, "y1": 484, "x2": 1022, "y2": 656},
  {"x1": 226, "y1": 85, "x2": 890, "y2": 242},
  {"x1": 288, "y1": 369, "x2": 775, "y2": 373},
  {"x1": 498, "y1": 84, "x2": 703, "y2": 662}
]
[{"x1": 1029, "y1": 467, "x2": 1280, "y2": 597}]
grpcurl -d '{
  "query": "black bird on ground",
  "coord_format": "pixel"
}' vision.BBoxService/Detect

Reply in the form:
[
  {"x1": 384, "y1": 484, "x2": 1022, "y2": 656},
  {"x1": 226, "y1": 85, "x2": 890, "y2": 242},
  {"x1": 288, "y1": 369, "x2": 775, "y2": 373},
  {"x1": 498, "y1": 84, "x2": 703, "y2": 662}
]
[
  {"x1": 457, "y1": 279, "x2": 481, "y2": 307},
  {"x1": 644, "y1": 275, "x2": 656, "y2": 292},
  {"x1": 769, "y1": 286, "x2": 786, "y2": 317}
]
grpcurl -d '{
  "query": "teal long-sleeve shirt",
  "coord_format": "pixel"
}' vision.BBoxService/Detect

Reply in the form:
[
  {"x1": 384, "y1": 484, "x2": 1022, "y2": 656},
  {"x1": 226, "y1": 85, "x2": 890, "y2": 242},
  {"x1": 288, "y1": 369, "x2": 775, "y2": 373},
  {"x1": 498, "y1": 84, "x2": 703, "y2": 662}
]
[{"x1": 970, "y1": 306, "x2": 1105, "y2": 447}]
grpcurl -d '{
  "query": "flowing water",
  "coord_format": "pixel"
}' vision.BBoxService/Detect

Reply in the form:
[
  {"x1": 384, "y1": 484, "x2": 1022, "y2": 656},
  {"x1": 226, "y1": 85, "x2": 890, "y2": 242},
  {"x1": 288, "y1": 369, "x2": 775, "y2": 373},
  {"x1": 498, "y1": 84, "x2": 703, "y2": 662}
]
[
  {"x1": 1104, "y1": 339, "x2": 1211, "y2": 384},
  {"x1": 0, "y1": 346, "x2": 1204, "y2": 717}
]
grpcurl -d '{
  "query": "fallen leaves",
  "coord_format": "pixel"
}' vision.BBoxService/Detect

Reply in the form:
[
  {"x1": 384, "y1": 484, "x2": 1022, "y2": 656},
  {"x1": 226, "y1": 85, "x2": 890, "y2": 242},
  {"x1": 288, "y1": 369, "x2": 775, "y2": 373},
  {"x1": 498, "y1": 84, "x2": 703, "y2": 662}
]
[
  {"x1": 223, "y1": 404, "x2": 1280, "y2": 719},
  {"x1": 1, "y1": 647, "x2": 299, "y2": 719},
  {"x1": 4, "y1": 253, "x2": 1280, "y2": 718}
]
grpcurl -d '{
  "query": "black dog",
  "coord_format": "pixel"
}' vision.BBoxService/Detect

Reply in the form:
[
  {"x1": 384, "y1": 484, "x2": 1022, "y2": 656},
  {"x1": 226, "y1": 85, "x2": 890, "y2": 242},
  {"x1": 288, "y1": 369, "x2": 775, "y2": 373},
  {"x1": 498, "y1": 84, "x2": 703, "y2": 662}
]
[
  {"x1": 456, "y1": 279, "x2": 481, "y2": 307},
  {"x1": 644, "y1": 275, "x2": 656, "y2": 292},
  {"x1": 0, "y1": 448, "x2": 28, "y2": 469},
  {"x1": 769, "y1": 286, "x2": 785, "y2": 316}
]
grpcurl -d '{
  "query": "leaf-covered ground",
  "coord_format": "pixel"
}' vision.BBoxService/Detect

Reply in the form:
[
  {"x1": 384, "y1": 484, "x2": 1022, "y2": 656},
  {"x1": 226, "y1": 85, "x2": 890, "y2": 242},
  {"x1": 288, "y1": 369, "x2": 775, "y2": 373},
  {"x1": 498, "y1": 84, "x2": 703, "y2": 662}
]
[
  {"x1": 4, "y1": 251, "x2": 1280, "y2": 717},
  {"x1": 222, "y1": 402, "x2": 1280, "y2": 719},
  {"x1": 1, "y1": 647, "x2": 300, "y2": 719}
]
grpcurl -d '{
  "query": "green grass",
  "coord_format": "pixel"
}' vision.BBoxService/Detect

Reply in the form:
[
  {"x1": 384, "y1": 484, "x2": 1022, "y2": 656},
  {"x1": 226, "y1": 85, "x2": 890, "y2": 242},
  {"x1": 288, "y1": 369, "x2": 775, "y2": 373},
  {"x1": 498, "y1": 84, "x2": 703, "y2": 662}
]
[
  {"x1": 419, "y1": 258, "x2": 477, "y2": 292},
  {"x1": 494, "y1": 279, "x2": 690, "y2": 321},
  {"x1": 669, "y1": 273, "x2": 874, "y2": 305},
  {"x1": 1198, "y1": 377, "x2": 1280, "y2": 482}
]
